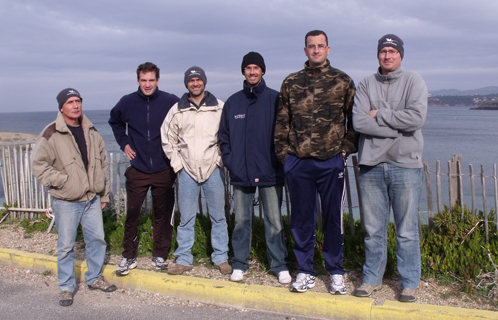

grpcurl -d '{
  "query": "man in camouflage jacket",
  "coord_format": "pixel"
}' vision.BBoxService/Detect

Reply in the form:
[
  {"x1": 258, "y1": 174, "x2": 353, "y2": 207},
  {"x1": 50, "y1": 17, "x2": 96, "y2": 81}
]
[{"x1": 274, "y1": 30, "x2": 358, "y2": 295}]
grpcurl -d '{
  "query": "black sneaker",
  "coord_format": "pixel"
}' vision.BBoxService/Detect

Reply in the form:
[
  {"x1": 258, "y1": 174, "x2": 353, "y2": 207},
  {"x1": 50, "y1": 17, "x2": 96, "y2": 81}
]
[
  {"x1": 115, "y1": 256, "x2": 137, "y2": 276},
  {"x1": 152, "y1": 257, "x2": 168, "y2": 271}
]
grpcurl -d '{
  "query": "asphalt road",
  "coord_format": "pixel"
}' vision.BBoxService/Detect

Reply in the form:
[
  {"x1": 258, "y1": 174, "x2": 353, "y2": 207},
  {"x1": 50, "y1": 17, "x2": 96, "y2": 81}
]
[{"x1": 0, "y1": 265, "x2": 325, "y2": 320}]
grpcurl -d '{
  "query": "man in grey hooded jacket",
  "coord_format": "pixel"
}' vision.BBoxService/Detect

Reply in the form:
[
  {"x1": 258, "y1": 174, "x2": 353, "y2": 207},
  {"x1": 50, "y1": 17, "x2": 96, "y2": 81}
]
[{"x1": 352, "y1": 34, "x2": 428, "y2": 303}]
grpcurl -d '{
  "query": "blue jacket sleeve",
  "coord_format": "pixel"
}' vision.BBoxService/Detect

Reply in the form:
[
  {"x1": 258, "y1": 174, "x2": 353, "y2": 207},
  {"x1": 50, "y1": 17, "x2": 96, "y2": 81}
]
[
  {"x1": 108, "y1": 101, "x2": 129, "y2": 151},
  {"x1": 218, "y1": 99, "x2": 231, "y2": 171}
]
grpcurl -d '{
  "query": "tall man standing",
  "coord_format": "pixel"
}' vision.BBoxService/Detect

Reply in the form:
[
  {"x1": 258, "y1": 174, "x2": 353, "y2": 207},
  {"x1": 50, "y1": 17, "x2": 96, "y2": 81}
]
[
  {"x1": 109, "y1": 62, "x2": 179, "y2": 276},
  {"x1": 32, "y1": 88, "x2": 116, "y2": 307},
  {"x1": 219, "y1": 52, "x2": 291, "y2": 284},
  {"x1": 161, "y1": 66, "x2": 231, "y2": 275},
  {"x1": 275, "y1": 30, "x2": 358, "y2": 294},
  {"x1": 352, "y1": 34, "x2": 427, "y2": 302}
]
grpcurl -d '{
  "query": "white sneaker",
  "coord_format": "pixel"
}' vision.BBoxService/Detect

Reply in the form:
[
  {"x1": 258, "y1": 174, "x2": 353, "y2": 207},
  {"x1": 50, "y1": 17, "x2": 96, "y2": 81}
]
[
  {"x1": 290, "y1": 273, "x2": 316, "y2": 293},
  {"x1": 278, "y1": 271, "x2": 292, "y2": 284},
  {"x1": 230, "y1": 269, "x2": 247, "y2": 282},
  {"x1": 330, "y1": 274, "x2": 346, "y2": 295}
]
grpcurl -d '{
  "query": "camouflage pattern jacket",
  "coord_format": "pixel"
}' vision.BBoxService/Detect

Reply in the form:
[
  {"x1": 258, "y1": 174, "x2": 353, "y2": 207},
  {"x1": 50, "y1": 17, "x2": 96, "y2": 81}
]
[{"x1": 274, "y1": 60, "x2": 359, "y2": 162}]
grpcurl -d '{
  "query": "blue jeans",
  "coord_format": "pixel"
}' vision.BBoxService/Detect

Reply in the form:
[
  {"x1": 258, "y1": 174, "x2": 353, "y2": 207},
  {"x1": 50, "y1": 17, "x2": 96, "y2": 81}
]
[
  {"x1": 175, "y1": 168, "x2": 229, "y2": 266},
  {"x1": 231, "y1": 185, "x2": 288, "y2": 274},
  {"x1": 53, "y1": 195, "x2": 107, "y2": 292},
  {"x1": 358, "y1": 163, "x2": 423, "y2": 289}
]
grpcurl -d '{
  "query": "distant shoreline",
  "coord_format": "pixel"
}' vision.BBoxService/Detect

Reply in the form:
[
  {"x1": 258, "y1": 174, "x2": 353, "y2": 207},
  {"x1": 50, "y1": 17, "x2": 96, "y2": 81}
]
[{"x1": 0, "y1": 132, "x2": 38, "y2": 144}]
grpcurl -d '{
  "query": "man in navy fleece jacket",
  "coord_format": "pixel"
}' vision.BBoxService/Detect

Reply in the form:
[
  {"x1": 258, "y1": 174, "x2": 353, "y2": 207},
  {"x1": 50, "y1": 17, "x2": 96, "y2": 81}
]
[{"x1": 109, "y1": 62, "x2": 179, "y2": 276}]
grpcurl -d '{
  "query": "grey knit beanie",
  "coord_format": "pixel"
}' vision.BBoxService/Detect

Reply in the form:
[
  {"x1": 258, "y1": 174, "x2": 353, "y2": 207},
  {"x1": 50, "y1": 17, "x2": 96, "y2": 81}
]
[
  {"x1": 377, "y1": 34, "x2": 404, "y2": 59},
  {"x1": 56, "y1": 88, "x2": 82, "y2": 109},
  {"x1": 184, "y1": 66, "x2": 207, "y2": 87}
]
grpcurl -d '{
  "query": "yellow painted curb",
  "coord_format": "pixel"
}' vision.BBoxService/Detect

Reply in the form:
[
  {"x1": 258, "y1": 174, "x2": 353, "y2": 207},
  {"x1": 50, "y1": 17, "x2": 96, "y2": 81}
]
[
  {"x1": 103, "y1": 266, "x2": 245, "y2": 307},
  {"x1": 241, "y1": 284, "x2": 372, "y2": 320},
  {"x1": 1, "y1": 248, "x2": 498, "y2": 320},
  {"x1": 372, "y1": 300, "x2": 498, "y2": 320}
]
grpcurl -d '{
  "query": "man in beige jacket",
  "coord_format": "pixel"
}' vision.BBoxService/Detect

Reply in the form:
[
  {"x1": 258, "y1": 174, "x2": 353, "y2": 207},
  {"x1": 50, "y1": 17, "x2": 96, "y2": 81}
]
[
  {"x1": 161, "y1": 67, "x2": 231, "y2": 275},
  {"x1": 32, "y1": 88, "x2": 116, "y2": 307}
]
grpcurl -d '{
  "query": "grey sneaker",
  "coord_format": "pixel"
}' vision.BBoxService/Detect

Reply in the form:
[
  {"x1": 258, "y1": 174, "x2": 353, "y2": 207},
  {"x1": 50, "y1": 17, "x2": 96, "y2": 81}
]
[
  {"x1": 330, "y1": 274, "x2": 346, "y2": 295},
  {"x1": 353, "y1": 283, "x2": 382, "y2": 297},
  {"x1": 399, "y1": 288, "x2": 417, "y2": 302},
  {"x1": 88, "y1": 277, "x2": 117, "y2": 293},
  {"x1": 115, "y1": 256, "x2": 137, "y2": 276},
  {"x1": 59, "y1": 290, "x2": 73, "y2": 307},
  {"x1": 290, "y1": 273, "x2": 316, "y2": 293},
  {"x1": 152, "y1": 257, "x2": 168, "y2": 271}
]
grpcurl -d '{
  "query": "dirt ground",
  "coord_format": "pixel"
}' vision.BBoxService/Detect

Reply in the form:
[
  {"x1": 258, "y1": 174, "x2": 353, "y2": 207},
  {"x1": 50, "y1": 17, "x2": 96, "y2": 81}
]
[{"x1": 0, "y1": 221, "x2": 497, "y2": 312}]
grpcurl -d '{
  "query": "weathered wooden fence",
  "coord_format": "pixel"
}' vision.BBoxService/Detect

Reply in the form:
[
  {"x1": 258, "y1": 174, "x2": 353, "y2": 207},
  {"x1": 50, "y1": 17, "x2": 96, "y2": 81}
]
[{"x1": 1, "y1": 142, "x2": 497, "y2": 241}]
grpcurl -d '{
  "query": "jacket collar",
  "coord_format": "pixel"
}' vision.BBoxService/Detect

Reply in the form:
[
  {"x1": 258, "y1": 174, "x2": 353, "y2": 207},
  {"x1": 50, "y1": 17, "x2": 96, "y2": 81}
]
[
  {"x1": 243, "y1": 77, "x2": 267, "y2": 98},
  {"x1": 178, "y1": 91, "x2": 218, "y2": 110},
  {"x1": 136, "y1": 86, "x2": 159, "y2": 100},
  {"x1": 375, "y1": 66, "x2": 404, "y2": 83},
  {"x1": 304, "y1": 59, "x2": 331, "y2": 75},
  {"x1": 55, "y1": 111, "x2": 94, "y2": 134}
]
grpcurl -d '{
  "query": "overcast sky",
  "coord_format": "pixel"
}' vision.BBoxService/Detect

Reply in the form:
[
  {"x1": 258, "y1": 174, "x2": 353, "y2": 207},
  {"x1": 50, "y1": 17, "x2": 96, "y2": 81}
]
[{"x1": 1, "y1": 0, "x2": 497, "y2": 112}]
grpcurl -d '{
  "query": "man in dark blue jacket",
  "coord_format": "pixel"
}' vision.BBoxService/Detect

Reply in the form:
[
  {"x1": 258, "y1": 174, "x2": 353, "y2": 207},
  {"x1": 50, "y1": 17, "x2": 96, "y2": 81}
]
[
  {"x1": 219, "y1": 52, "x2": 290, "y2": 284},
  {"x1": 109, "y1": 62, "x2": 179, "y2": 276}
]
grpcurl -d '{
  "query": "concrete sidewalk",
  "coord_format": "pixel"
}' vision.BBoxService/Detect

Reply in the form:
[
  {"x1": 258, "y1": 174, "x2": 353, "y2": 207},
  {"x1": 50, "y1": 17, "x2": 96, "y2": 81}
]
[{"x1": 0, "y1": 248, "x2": 495, "y2": 320}]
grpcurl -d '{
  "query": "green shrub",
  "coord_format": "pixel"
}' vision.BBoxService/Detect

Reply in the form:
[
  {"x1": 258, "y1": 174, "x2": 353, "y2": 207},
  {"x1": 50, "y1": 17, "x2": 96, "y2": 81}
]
[
  {"x1": 421, "y1": 205, "x2": 498, "y2": 292},
  {"x1": 20, "y1": 216, "x2": 52, "y2": 233}
]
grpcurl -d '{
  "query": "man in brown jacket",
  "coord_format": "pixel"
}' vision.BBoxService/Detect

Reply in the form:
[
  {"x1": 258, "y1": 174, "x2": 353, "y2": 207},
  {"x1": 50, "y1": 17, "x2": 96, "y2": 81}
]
[{"x1": 32, "y1": 88, "x2": 116, "y2": 307}]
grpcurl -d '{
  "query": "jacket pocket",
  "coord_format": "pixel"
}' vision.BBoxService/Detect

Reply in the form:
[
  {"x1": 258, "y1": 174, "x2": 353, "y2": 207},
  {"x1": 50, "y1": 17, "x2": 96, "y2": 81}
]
[
  {"x1": 92, "y1": 154, "x2": 106, "y2": 193},
  {"x1": 52, "y1": 157, "x2": 88, "y2": 201}
]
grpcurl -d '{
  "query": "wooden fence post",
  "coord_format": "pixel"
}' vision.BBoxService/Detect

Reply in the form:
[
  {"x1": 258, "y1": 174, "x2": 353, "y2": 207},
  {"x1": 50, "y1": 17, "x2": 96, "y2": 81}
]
[
  {"x1": 423, "y1": 160, "x2": 434, "y2": 229},
  {"x1": 469, "y1": 164, "x2": 476, "y2": 216},
  {"x1": 436, "y1": 160, "x2": 443, "y2": 214},
  {"x1": 116, "y1": 153, "x2": 121, "y2": 218},
  {"x1": 457, "y1": 160, "x2": 464, "y2": 217},
  {"x1": 481, "y1": 165, "x2": 488, "y2": 243},
  {"x1": 351, "y1": 156, "x2": 364, "y2": 233},
  {"x1": 494, "y1": 164, "x2": 498, "y2": 232},
  {"x1": 284, "y1": 182, "x2": 291, "y2": 223},
  {"x1": 223, "y1": 167, "x2": 231, "y2": 222},
  {"x1": 448, "y1": 154, "x2": 462, "y2": 208}
]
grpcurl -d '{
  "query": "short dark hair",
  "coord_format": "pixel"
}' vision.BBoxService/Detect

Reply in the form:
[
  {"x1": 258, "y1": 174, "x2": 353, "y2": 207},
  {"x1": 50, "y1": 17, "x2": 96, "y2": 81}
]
[
  {"x1": 137, "y1": 62, "x2": 160, "y2": 80},
  {"x1": 305, "y1": 30, "x2": 328, "y2": 46}
]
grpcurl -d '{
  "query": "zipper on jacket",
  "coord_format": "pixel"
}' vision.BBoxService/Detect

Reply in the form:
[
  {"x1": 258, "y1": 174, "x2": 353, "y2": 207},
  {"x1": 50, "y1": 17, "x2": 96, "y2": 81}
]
[
  {"x1": 147, "y1": 97, "x2": 153, "y2": 169},
  {"x1": 309, "y1": 70, "x2": 317, "y2": 154}
]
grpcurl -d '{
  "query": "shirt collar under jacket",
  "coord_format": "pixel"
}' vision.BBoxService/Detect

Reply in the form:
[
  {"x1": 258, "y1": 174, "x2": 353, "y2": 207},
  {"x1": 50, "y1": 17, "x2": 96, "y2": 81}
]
[
  {"x1": 178, "y1": 91, "x2": 218, "y2": 110},
  {"x1": 375, "y1": 66, "x2": 404, "y2": 83},
  {"x1": 136, "y1": 86, "x2": 159, "y2": 100}
]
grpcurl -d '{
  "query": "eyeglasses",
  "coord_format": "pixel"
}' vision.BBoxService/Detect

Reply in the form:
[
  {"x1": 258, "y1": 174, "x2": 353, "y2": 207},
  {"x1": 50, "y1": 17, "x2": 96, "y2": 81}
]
[
  {"x1": 379, "y1": 49, "x2": 399, "y2": 57},
  {"x1": 307, "y1": 44, "x2": 327, "y2": 50}
]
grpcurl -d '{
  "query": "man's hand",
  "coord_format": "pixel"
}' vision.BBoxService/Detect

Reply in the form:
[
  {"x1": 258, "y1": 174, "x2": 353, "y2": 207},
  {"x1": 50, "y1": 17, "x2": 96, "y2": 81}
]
[
  {"x1": 101, "y1": 202, "x2": 107, "y2": 210},
  {"x1": 368, "y1": 109, "x2": 378, "y2": 118},
  {"x1": 124, "y1": 144, "x2": 136, "y2": 160}
]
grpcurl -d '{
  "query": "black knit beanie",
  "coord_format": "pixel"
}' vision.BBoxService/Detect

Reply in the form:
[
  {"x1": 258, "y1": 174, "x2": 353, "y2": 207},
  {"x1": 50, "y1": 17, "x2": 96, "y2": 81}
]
[
  {"x1": 184, "y1": 66, "x2": 207, "y2": 87},
  {"x1": 377, "y1": 34, "x2": 404, "y2": 59},
  {"x1": 56, "y1": 88, "x2": 82, "y2": 109},
  {"x1": 241, "y1": 52, "x2": 266, "y2": 74}
]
